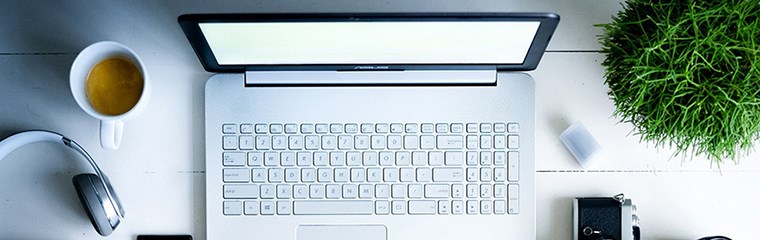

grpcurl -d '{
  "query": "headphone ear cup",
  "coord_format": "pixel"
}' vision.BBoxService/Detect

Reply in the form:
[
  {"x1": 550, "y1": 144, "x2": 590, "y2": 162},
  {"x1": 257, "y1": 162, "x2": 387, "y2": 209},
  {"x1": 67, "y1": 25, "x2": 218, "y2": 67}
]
[{"x1": 73, "y1": 174, "x2": 118, "y2": 236}]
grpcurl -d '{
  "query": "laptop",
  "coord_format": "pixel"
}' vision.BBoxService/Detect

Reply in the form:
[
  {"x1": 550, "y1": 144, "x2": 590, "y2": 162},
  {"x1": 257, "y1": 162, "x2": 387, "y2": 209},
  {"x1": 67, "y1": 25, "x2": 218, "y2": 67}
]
[{"x1": 179, "y1": 13, "x2": 558, "y2": 240}]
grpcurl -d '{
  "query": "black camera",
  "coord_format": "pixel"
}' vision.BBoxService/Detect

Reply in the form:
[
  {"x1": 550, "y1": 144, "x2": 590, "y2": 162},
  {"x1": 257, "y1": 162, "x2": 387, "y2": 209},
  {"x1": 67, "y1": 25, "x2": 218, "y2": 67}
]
[{"x1": 573, "y1": 194, "x2": 640, "y2": 240}]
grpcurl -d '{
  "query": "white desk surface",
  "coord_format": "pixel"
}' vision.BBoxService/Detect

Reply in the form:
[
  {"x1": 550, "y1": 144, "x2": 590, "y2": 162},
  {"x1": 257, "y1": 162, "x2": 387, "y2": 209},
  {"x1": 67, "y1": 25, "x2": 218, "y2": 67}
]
[{"x1": 1, "y1": 1, "x2": 759, "y2": 239}]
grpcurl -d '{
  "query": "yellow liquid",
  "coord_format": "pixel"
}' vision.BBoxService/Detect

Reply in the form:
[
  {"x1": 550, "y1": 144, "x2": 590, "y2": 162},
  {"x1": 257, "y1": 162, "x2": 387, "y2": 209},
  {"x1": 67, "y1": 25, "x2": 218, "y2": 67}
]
[{"x1": 85, "y1": 57, "x2": 144, "y2": 116}]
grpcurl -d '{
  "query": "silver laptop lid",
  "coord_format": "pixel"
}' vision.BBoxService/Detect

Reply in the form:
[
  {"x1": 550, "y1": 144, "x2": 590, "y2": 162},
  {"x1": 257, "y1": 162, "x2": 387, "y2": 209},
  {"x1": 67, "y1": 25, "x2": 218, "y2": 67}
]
[{"x1": 179, "y1": 13, "x2": 559, "y2": 84}]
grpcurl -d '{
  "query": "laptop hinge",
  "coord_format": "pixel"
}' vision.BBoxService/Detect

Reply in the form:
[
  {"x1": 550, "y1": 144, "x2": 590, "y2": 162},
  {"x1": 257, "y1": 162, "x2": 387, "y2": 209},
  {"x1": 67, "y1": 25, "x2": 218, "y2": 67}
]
[{"x1": 244, "y1": 70, "x2": 497, "y2": 85}]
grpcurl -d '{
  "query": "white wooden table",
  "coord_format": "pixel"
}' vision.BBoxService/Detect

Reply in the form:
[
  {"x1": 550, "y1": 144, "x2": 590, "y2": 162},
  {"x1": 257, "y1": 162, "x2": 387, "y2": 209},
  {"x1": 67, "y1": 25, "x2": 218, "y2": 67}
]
[{"x1": 1, "y1": 1, "x2": 759, "y2": 239}]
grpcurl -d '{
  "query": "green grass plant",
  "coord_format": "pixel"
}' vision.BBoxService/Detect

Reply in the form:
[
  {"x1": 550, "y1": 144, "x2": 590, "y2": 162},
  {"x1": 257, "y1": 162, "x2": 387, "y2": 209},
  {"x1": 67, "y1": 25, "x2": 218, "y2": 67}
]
[{"x1": 597, "y1": 0, "x2": 760, "y2": 164}]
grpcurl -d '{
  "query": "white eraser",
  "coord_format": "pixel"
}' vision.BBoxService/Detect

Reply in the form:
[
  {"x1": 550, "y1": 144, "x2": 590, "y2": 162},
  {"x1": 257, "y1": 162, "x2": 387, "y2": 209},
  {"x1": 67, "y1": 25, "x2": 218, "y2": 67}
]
[{"x1": 559, "y1": 121, "x2": 601, "y2": 167}]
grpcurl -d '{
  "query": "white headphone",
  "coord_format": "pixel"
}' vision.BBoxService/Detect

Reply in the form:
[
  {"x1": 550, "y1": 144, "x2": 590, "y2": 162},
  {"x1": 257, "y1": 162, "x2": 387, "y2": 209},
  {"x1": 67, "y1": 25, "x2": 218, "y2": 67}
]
[{"x1": 0, "y1": 130, "x2": 125, "y2": 236}]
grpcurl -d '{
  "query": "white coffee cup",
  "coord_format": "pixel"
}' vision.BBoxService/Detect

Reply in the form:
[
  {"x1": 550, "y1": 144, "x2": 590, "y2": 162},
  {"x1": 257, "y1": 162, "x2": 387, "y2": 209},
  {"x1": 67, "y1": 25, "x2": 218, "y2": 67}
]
[{"x1": 70, "y1": 41, "x2": 150, "y2": 150}]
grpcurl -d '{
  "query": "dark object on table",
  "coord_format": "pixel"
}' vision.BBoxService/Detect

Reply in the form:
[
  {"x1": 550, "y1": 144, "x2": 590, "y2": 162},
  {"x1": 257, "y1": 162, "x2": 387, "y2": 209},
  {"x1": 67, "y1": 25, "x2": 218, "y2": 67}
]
[
  {"x1": 574, "y1": 194, "x2": 639, "y2": 240},
  {"x1": 137, "y1": 235, "x2": 192, "y2": 240}
]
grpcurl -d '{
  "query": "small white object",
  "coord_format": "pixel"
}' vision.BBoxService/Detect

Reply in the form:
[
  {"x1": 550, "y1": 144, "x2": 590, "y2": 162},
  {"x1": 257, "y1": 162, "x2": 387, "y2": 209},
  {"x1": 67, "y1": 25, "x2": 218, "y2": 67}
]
[{"x1": 559, "y1": 121, "x2": 602, "y2": 167}]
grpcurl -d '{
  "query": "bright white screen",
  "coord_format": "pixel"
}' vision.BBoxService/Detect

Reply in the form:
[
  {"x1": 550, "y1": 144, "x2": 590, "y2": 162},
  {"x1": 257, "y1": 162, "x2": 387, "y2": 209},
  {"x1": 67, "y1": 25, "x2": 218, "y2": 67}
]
[{"x1": 199, "y1": 21, "x2": 540, "y2": 65}]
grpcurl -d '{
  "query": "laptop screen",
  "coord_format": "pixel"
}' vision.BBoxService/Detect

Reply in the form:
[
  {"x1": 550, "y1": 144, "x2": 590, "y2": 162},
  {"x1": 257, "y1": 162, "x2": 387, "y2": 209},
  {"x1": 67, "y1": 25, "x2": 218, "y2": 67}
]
[{"x1": 198, "y1": 21, "x2": 540, "y2": 65}]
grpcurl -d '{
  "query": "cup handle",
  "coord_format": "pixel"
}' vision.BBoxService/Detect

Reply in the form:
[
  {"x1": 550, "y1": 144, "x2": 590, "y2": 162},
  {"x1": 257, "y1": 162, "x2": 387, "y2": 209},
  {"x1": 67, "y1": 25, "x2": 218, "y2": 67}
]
[{"x1": 100, "y1": 120, "x2": 124, "y2": 150}]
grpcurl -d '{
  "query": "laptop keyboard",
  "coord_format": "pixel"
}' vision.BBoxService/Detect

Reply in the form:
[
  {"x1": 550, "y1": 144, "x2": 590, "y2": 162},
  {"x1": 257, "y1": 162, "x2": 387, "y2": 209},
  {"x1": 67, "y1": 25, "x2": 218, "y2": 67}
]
[{"x1": 220, "y1": 122, "x2": 520, "y2": 216}]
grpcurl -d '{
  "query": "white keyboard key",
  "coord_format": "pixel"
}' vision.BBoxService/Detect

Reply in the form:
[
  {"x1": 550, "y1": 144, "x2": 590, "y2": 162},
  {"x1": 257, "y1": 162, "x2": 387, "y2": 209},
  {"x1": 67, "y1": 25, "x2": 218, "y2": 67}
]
[
  {"x1": 293, "y1": 200, "x2": 374, "y2": 215},
  {"x1": 438, "y1": 200, "x2": 450, "y2": 214},
  {"x1": 281, "y1": 152, "x2": 295, "y2": 166},
  {"x1": 451, "y1": 123, "x2": 464, "y2": 133},
  {"x1": 351, "y1": 168, "x2": 365, "y2": 182},
  {"x1": 309, "y1": 184, "x2": 324, "y2": 199},
  {"x1": 359, "y1": 184, "x2": 374, "y2": 199},
  {"x1": 466, "y1": 135, "x2": 478, "y2": 149},
  {"x1": 466, "y1": 151, "x2": 478, "y2": 166},
  {"x1": 436, "y1": 123, "x2": 448, "y2": 133},
  {"x1": 318, "y1": 168, "x2": 332, "y2": 182},
  {"x1": 338, "y1": 135, "x2": 353, "y2": 150},
  {"x1": 408, "y1": 184, "x2": 423, "y2": 198},
  {"x1": 508, "y1": 135, "x2": 519, "y2": 149},
  {"x1": 330, "y1": 123, "x2": 343, "y2": 133},
  {"x1": 444, "y1": 151, "x2": 464, "y2": 166},
  {"x1": 507, "y1": 123, "x2": 519, "y2": 133},
  {"x1": 277, "y1": 184, "x2": 292, "y2": 199},
  {"x1": 289, "y1": 136, "x2": 304, "y2": 150},
  {"x1": 452, "y1": 200, "x2": 464, "y2": 215},
  {"x1": 345, "y1": 124, "x2": 359, "y2": 133},
  {"x1": 260, "y1": 201, "x2": 276, "y2": 215},
  {"x1": 480, "y1": 123, "x2": 492, "y2": 133},
  {"x1": 330, "y1": 151, "x2": 345, "y2": 166},
  {"x1": 244, "y1": 201, "x2": 259, "y2": 215},
  {"x1": 321, "y1": 135, "x2": 337, "y2": 150},
  {"x1": 367, "y1": 168, "x2": 382, "y2": 182},
  {"x1": 224, "y1": 185, "x2": 259, "y2": 199},
  {"x1": 508, "y1": 151, "x2": 519, "y2": 182},
  {"x1": 396, "y1": 152, "x2": 411, "y2": 166},
  {"x1": 508, "y1": 184, "x2": 519, "y2": 214},
  {"x1": 301, "y1": 168, "x2": 316, "y2": 182},
  {"x1": 326, "y1": 184, "x2": 341, "y2": 199},
  {"x1": 432, "y1": 167, "x2": 464, "y2": 182},
  {"x1": 391, "y1": 184, "x2": 406, "y2": 198},
  {"x1": 264, "y1": 152, "x2": 279, "y2": 166},
  {"x1": 416, "y1": 167, "x2": 432, "y2": 182},
  {"x1": 437, "y1": 135, "x2": 464, "y2": 149},
  {"x1": 420, "y1": 135, "x2": 435, "y2": 149},
  {"x1": 268, "y1": 168, "x2": 284, "y2": 183},
  {"x1": 403, "y1": 135, "x2": 418, "y2": 150},
  {"x1": 285, "y1": 168, "x2": 299, "y2": 182},
  {"x1": 304, "y1": 136, "x2": 319, "y2": 150},
  {"x1": 334, "y1": 168, "x2": 349, "y2": 182},
  {"x1": 342, "y1": 184, "x2": 358, "y2": 198},
  {"x1": 480, "y1": 135, "x2": 492, "y2": 149},
  {"x1": 494, "y1": 168, "x2": 507, "y2": 182},
  {"x1": 371, "y1": 135, "x2": 386, "y2": 149},
  {"x1": 363, "y1": 152, "x2": 378, "y2": 166},
  {"x1": 421, "y1": 123, "x2": 434, "y2": 133},
  {"x1": 223, "y1": 136, "x2": 238, "y2": 150},
  {"x1": 285, "y1": 124, "x2": 298, "y2": 134},
  {"x1": 293, "y1": 184, "x2": 308, "y2": 199},
  {"x1": 375, "y1": 184, "x2": 390, "y2": 198},
  {"x1": 277, "y1": 201, "x2": 292, "y2": 215},
  {"x1": 255, "y1": 136, "x2": 270, "y2": 150},
  {"x1": 392, "y1": 200, "x2": 406, "y2": 215},
  {"x1": 452, "y1": 184, "x2": 464, "y2": 198},
  {"x1": 248, "y1": 152, "x2": 263, "y2": 166},
  {"x1": 399, "y1": 168, "x2": 415, "y2": 182},
  {"x1": 466, "y1": 123, "x2": 478, "y2": 133},
  {"x1": 375, "y1": 200, "x2": 390, "y2": 214},
  {"x1": 494, "y1": 184, "x2": 507, "y2": 198},
  {"x1": 223, "y1": 168, "x2": 249, "y2": 183},
  {"x1": 409, "y1": 200, "x2": 436, "y2": 215},
  {"x1": 346, "y1": 152, "x2": 361, "y2": 166},
  {"x1": 428, "y1": 151, "x2": 444, "y2": 166},
  {"x1": 494, "y1": 151, "x2": 506, "y2": 166},
  {"x1": 480, "y1": 200, "x2": 493, "y2": 214},
  {"x1": 494, "y1": 135, "x2": 507, "y2": 149},
  {"x1": 223, "y1": 152, "x2": 246, "y2": 166},
  {"x1": 223, "y1": 201, "x2": 242, "y2": 215},
  {"x1": 480, "y1": 184, "x2": 492, "y2": 198},
  {"x1": 313, "y1": 152, "x2": 328, "y2": 166},
  {"x1": 494, "y1": 123, "x2": 507, "y2": 133},
  {"x1": 375, "y1": 123, "x2": 389, "y2": 133},
  {"x1": 412, "y1": 151, "x2": 427, "y2": 166},
  {"x1": 466, "y1": 184, "x2": 478, "y2": 198},
  {"x1": 223, "y1": 124, "x2": 237, "y2": 134},
  {"x1": 387, "y1": 135, "x2": 402, "y2": 150},
  {"x1": 466, "y1": 167, "x2": 478, "y2": 182},
  {"x1": 494, "y1": 200, "x2": 507, "y2": 214},
  {"x1": 480, "y1": 168, "x2": 492, "y2": 182},
  {"x1": 379, "y1": 151, "x2": 394, "y2": 166},
  {"x1": 252, "y1": 168, "x2": 266, "y2": 183},
  {"x1": 260, "y1": 184, "x2": 275, "y2": 199},
  {"x1": 361, "y1": 123, "x2": 374, "y2": 133},
  {"x1": 255, "y1": 124, "x2": 268, "y2": 134},
  {"x1": 466, "y1": 200, "x2": 478, "y2": 215},
  {"x1": 270, "y1": 124, "x2": 284, "y2": 134},
  {"x1": 405, "y1": 123, "x2": 418, "y2": 133},
  {"x1": 355, "y1": 135, "x2": 370, "y2": 150},
  {"x1": 480, "y1": 152, "x2": 492, "y2": 166},
  {"x1": 384, "y1": 168, "x2": 399, "y2": 182},
  {"x1": 239, "y1": 136, "x2": 254, "y2": 150},
  {"x1": 300, "y1": 124, "x2": 314, "y2": 134},
  {"x1": 390, "y1": 123, "x2": 403, "y2": 133},
  {"x1": 315, "y1": 124, "x2": 329, "y2": 134},
  {"x1": 424, "y1": 184, "x2": 450, "y2": 198}
]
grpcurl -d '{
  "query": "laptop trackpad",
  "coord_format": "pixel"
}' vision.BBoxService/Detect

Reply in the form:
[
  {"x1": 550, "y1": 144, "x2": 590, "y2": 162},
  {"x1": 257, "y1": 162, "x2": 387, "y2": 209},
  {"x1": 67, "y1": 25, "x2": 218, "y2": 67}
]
[{"x1": 297, "y1": 225, "x2": 387, "y2": 240}]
